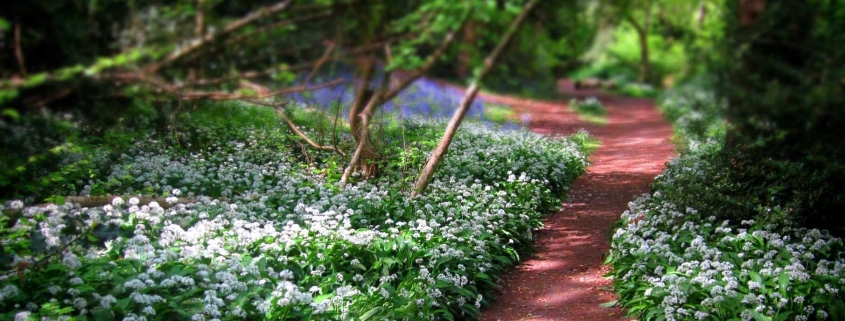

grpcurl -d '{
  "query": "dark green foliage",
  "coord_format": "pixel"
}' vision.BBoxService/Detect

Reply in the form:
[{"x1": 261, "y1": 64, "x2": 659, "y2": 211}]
[{"x1": 718, "y1": 0, "x2": 845, "y2": 234}]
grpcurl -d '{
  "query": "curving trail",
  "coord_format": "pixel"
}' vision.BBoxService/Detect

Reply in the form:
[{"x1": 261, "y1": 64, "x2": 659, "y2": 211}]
[{"x1": 474, "y1": 79, "x2": 676, "y2": 321}]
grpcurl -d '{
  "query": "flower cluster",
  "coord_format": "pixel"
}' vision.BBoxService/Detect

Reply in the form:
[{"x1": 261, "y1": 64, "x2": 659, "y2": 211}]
[
  {"x1": 607, "y1": 82, "x2": 845, "y2": 320},
  {"x1": 0, "y1": 111, "x2": 588, "y2": 320}
]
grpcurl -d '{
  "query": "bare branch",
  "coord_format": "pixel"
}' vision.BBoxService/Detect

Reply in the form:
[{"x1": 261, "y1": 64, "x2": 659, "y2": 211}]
[
  {"x1": 239, "y1": 97, "x2": 347, "y2": 157},
  {"x1": 173, "y1": 62, "x2": 313, "y2": 89},
  {"x1": 380, "y1": 14, "x2": 469, "y2": 102},
  {"x1": 178, "y1": 78, "x2": 345, "y2": 100},
  {"x1": 339, "y1": 71, "x2": 391, "y2": 188},
  {"x1": 224, "y1": 10, "x2": 334, "y2": 48},
  {"x1": 113, "y1": 72, "x2": 344, "y2": 101},
  {"x1": 275, "y1": 105, "x2": 347, "y2": 157},
  {"x1": 303, "y1": 41, "x2": 337, "y2": 85},
  {"x1": 147, "y1": 0, "x2": 295, "y2": 73}
]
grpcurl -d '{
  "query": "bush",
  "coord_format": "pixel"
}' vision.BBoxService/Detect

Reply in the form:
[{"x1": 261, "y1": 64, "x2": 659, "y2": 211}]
[
  {"x1": 569, "y1": 97, "x2": 607, "y2": 124},
  {"x1": 608, "y1": 78, "x2": 845, "y2": 320},
  {"x1": 656, "y1": 77, "x2": 726, "y2": 147},
  {"x1": 0, "y1": 107, "x2": 588, "y2": 321},
  {"x1": 608, "y1": 144, "x2": 845, "y2": 321}
]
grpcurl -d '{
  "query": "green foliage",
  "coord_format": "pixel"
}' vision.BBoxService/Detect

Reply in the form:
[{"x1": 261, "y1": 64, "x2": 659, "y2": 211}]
[
  {"x1": 657, "y1": 77, "x2": 725, "y2": 147},
  {"x1": 569, "y1": 97, "x2": 607, "y2": 124},
  {"x1": 608, "y1": 163, "x2": 845, "y2": 320},
  {"x1": 431, "y1": 1, "x2": 597, "y2": 97},
  {"x1": 482, "y1": 104, "x2": 515, "y2": 125},
  {"x1": 718, "y1": 0, "x2": 845, "y2": 233},
  {"x1": 0, "y1": 101, "x2": 590, "y2": 321}
]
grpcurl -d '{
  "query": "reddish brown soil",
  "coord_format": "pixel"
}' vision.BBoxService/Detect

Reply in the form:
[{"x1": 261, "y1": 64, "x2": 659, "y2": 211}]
[{"x1": 472, "y1": 79, "x2": 676, "y2": 321}]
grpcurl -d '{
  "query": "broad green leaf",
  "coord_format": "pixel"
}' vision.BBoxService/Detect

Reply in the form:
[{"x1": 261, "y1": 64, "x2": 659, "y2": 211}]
[
  {"x1": 1, "y1": 108, "x2": 19, "y2": 121},
  {"x1": 599, "y1": 299, "x2": 618, "y2": 308}
]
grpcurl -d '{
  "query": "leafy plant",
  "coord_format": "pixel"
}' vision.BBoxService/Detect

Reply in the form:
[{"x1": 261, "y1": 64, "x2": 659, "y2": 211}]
[{"x1": 569, "y1": 97, "x2": 608, "y2": 125}]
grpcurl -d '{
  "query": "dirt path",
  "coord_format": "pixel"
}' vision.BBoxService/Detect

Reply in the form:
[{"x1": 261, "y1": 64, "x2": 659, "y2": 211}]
[{"x1": 473, "y1": 79, "x2": 676, "y2": 321}]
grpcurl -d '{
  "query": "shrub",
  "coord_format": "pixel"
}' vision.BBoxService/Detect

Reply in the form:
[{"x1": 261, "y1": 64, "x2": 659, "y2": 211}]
[
  {"x1": 607, "y1": 143, "x2": 845, "y2": 321},
  {"x1": 569, "y1": 97, "x2": 607, "y2": 124},
  {"x1": 656, "y1": 77, "x2": 726, "y2": 147},
  {"x1": 0, "y1": 110, "x2": 588, "y2": 320}
]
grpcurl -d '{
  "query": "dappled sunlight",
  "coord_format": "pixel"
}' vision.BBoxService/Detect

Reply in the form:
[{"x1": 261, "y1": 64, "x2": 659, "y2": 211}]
[{"x1": 479, "y1": 82, "x2": 675, "y2": 321}]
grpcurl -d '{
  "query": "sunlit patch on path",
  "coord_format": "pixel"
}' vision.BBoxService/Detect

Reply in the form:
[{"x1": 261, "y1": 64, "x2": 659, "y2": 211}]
[{"x1": 477, "y1": 80, "x2": 675, "y2": 321}]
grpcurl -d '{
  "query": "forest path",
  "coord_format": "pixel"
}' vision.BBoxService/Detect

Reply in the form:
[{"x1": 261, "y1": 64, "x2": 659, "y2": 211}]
[{"x1": 471, "y1": 79, "x2": 675, "y2": 321}]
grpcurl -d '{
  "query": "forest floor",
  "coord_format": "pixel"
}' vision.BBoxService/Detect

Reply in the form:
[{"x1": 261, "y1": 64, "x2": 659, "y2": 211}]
[{"x1": 464, "y1": 79, "x2": 676, "y2": 321}]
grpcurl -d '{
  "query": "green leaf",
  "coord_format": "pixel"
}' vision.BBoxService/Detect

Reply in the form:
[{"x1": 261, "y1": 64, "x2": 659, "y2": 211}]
[
  {"x1": 830, "y1": 298, "x2": 845, "y2": 320},
  {"x1": 772, "y1": 312, "x2": 793, "y2": 321},
  {"x1": 359, "y1": 307, "x2": 380, "y2": 321},
  {"x1": 1, "y1": 108, "x2": 19, "y2": 121},
  {"x1": 778, "y1": 272, "x2": 789, "y2": 295},
  {"x1": 599, "y1": 300, "x2": 618, "y2": 308},
  {"x1": 91, "y1": 309, "x2": 114, "y2": 321},
  {"x1": 115, "y1": 298, "x2": 131, "y2": 311},
  {"x1": 314, "y1": 293, "x2": 333, "y2": 303},
  {"x1": 0, "y1": 19, "x2": 9, "y2": 32},
  {"x1": 23, "y1": 73, "x2": 48, "y2": 88},
  {"x1": 752, "y1": 310, "x2": 771, "y2": 321}
]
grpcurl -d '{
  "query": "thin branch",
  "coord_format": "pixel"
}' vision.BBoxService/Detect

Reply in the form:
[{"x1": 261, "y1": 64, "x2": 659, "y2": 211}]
[
  {"x1": 275, "y1": 105, "x2": 347, "y2": 156},
  {"x1": 380, "y1": 13, "x2": 469, "y2": 103},
  {"x1": 224, "y1": 10, "x2": 334, "y2": 48},
  {"x1": 303, "y1": 41, "x2": 337, "y2": 85},
  {"x1": 242, "y1": 98, "x2": 347, "y2": 157},
  {"x1": 173, "y1": 62, "x2": 313, "y2": 89},
  {"x1": 114, "y1": 72, "x2": 344, "y2": 101},
  {"x1": 147, "y1": 0, "x2": 295, "y2": 73},
  {"x1": 179, "y1": 78, "x2": 345, "y2": 100}
]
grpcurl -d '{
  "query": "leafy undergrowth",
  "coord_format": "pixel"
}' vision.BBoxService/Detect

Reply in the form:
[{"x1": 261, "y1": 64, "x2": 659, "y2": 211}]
[
  {"x1": 0, "y1": 103, "x2": 589, "y2": 321},
  {"x1": 607, "y1": 83, "x2": 845, "y2": 321},
  {"x1": 569, "y1": 97, "x2": 607, "y2": 125}
]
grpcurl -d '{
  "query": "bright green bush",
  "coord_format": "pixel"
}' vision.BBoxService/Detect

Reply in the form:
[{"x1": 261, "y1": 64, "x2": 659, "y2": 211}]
[
  {"x1": 615, "y1": 82, "x2": 659, "y2": 98},
  {"x1": 569, "y1": 97, "x2": 608, "y2": 124},
  {"x1": 0, "y1": 104, "x2": 588, "y2": 321}
]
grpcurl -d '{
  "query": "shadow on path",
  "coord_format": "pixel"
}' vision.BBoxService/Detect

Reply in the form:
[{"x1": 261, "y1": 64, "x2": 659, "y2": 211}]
[{"x1": 476, "y1": 81, "x2": 675, "y2": 321}]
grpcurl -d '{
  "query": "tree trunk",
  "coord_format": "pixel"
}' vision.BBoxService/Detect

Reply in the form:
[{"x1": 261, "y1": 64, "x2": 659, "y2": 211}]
[
  {"x1": 696, "y1": 1, "x2": 708, "y2": 28},
  {"x1": 628, "y1": 0, "x2": 651, "y2": 84},
  {"x1": 412, "y1": 0, "x2": 540, "y2": 197},
  {"x1": 339, "y1": 18, "x2": 467, "y2": 188},
  {"x1": 349, "y1": 57, "x2": 375, "y2": 144},
  {"x1": 340, "y1": 73, "x2": 390, "y2": 187},
  {"x1": 457, "y1": 22, "x2": 476, "y2": 79},
  {"x1": 637, "y1": 27, "x2": 649, "y2": 83}
]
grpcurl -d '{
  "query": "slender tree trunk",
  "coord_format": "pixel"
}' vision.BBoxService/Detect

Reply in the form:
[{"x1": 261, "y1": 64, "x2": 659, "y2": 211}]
[
  {"x1": 13, "y1": 20, "x2": 26, "y2": 77},
  {"x1": 340, "y1": 73, "x2": 389, "y2": 187},
  {"x1": 189, "y1": 0, "x2": 204, "y2": 82},
  {"x1": 412, "y1": 0, "x2": 540, "y2": 197},
  {"x1": 627, "y1": 0, "x2": 651, "y2": 84},
  {"x1": 457, "y1": 22, "x2": 475, "y2": 79},
  {"x1": 349, "y1": 57, "x2": 375, "y2": 144},
  {"x1": 637, "y1": 27, "x2": 649, "y2": 83},
  {"x1": 339, "y1": 18, "x2": 467, "y2": 188},
  {"x1": 696, "y1": 1, "x2": 708, "y2": 28}
]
